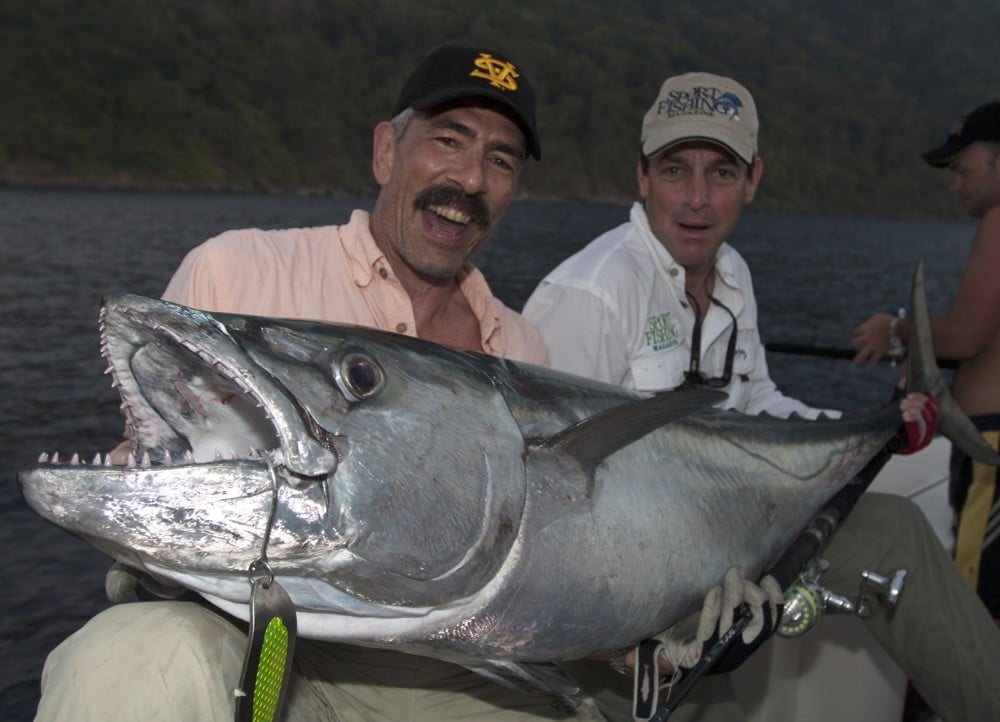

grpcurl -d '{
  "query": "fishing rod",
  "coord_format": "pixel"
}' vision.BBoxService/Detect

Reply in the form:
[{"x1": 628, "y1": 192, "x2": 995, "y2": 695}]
[{"x1": 764, "y1": 341, "x2": 957, "y2": 370}]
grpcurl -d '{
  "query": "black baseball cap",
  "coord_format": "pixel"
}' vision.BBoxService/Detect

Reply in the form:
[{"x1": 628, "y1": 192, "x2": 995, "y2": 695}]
[
  {"x1": 393, "y1": 45, "x2": 541, "y2": 160},
  {"x1": 923, "y1": 101, "x2": 1000, "y2": 167}
]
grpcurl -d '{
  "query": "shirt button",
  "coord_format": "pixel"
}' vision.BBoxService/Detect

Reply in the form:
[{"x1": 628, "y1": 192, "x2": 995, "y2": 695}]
[
  {"x1": 395, "y1": 322, "x2": 407, "y2": 333},
  {"x1": 379, "y1": 267, "x2": 389, "y2": 279},
  {"x1": 669, "y1": 267, "x2": 679, "y2": 277}
]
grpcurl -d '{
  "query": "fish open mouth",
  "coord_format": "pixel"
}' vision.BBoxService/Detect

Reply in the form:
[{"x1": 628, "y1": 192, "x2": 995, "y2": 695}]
[
  {"x1": 21, "y1": 294, "x2": 359, "y2": 584},
  {"x1": 37, "y1": 294, "x2": 338, "y2": 478},
  {"x1": 103, "y1": 306, "x2": 280, "y2": 468}
]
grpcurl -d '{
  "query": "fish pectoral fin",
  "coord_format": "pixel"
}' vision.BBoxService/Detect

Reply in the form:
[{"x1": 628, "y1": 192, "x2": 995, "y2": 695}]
[
  {"x1": 465, "y1": 660, "x2": 582, "y2": 698},
  {"x1": 540, "y1": 388, "x2": 726, "y2": 474}
]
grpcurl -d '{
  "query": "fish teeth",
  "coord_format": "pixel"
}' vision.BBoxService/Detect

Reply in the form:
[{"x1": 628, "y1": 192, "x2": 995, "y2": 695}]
[
  {"x1": 92, "y1": 453, "x2": 103, "y2": 466},
  {"x1": 36, "y1": 452, "x2": 100, "y2": 465}
]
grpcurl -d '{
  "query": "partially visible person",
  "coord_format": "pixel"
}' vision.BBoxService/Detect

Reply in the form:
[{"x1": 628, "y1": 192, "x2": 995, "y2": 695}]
[
  {"x1": 35, "y1": 45, "x2": 607, "y2": 722},
  {"x1": 525, "y1": 72, "x2": 1000, "y2": 721},
  {"x1": 852, "y1": 101, "x2": 1000, "y2": 618}
]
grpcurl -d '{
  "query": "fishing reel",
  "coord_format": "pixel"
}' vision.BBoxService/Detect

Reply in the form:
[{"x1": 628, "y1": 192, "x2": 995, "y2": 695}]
[{"x1": 777, "y1": 557, "x2": 907, "y2": 637}]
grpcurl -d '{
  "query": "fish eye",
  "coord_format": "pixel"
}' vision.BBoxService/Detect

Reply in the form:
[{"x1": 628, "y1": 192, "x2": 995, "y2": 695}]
[{"x1": 334, "y1": 351, "x2": 385, "y2": 401}]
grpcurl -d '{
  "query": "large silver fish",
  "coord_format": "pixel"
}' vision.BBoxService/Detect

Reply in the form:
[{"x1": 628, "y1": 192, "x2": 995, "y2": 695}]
[{"x1": 18, "y1": 263, "x2": 997, "y2": 691}]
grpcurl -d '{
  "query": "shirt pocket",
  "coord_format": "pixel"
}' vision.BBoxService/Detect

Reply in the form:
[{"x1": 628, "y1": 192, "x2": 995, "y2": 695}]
[
  {"x1": 629, "y1": 351, "x2": 688, "y2": 392},
  {"x1": 708, "y1": 326, "x2": 757, "y2": 384},
  {"x1": 732, "y1": 327, "x2": 758, "y2": 380}
]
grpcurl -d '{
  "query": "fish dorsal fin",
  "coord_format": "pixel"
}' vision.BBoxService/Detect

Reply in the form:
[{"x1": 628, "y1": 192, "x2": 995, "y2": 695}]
[
  {"x1": 539, "y1": 388, "x2": 725, "y2": 474},
  {"x1": 908, "y1": 260, "x2": 1000, "y2": 466}
]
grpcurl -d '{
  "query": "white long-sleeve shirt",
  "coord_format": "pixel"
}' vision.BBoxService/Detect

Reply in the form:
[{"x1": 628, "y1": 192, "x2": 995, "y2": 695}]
[{"x1": 524, "y1": 202, "x2": 835, "y2": 419}]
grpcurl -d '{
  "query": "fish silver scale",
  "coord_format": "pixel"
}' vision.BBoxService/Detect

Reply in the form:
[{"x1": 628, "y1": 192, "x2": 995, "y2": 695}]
[{"x1": 21, "y1": 270, "x2": 995, "y2": 692}]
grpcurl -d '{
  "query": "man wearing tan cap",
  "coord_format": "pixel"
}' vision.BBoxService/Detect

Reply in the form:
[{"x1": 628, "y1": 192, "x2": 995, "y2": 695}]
[
  {"x1": 526, "y1": 73, "x2": 1000, "y2": 721},
  {"x1": 853, "y1": 101, "x2": 1000, "y2": 621}
]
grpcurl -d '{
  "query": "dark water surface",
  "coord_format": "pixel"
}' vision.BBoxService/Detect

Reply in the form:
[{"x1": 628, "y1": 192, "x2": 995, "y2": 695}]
[{"x1": 0, "y1": 188, "x2": 974, "y2": 719}]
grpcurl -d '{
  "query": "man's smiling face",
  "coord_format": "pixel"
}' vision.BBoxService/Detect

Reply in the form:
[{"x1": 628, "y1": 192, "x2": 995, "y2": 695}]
[{"x1": 370, "y1": 103, "x2": 525, "y2": 285}]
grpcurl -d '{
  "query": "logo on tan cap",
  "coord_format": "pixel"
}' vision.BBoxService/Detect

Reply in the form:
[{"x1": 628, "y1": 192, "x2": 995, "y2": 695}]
[{"x1": 641, "y1": 72, "x2": 759, "y2": 164}]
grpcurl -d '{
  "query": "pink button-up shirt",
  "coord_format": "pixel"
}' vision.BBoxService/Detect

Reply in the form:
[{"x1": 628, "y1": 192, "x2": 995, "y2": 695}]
[{"x1": 162, "y1": 209, "x2": 548, "y2": 365}]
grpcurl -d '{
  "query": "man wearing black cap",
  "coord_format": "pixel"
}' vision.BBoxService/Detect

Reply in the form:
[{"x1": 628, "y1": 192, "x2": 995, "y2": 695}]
[
  {"x1": 34, "y1": 46, "x2": 605, "y2": 721},
  {"x1": 854, "y1": 100, "x2": 1000, "y2": 621}
]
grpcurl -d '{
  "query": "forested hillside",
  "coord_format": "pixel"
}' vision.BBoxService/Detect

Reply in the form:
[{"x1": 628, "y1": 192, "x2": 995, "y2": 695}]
[{"x1": 1, "y1": 0, "x2": 997, "y2": 217}]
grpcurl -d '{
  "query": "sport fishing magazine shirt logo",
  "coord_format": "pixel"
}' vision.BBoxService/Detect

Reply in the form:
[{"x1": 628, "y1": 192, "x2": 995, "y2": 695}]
[
  {"x1": 644, "y1": 312, "x2": 680, "y2": 352},
  {"x1": 656, "y1": 86, "x2": 744, "y2": 122}
]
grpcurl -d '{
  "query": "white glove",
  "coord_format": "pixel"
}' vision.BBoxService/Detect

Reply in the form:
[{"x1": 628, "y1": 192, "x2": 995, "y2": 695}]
[{"x1": 657, "y1": 566, "x2": 783, "y2": 674}]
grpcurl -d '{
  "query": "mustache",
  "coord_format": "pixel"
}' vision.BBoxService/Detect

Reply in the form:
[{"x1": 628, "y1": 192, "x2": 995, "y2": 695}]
[{"x1": 414, "y1": 186, "x2": 490, "y2": 229}]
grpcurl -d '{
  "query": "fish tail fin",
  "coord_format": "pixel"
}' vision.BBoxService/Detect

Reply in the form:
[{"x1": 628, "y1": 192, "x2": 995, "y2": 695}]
[{"x1": 907, "y1": 260, "x2": 1000, "y2": 466}]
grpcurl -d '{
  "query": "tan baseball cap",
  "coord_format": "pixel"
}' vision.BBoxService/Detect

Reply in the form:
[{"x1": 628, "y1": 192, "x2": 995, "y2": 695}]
[{"x1": 641, "y1": 72, "x2": 758, "y2": 164}]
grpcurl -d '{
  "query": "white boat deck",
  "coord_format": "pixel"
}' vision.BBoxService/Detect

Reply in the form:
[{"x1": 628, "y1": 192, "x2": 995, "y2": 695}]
[{"x1": 868, "y1": 436, "x2": 953, "y2": 548}]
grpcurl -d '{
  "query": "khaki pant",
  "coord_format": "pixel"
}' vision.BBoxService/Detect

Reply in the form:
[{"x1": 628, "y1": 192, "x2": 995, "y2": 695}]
[{"x1": 36, "y1": 602, "x2": 603, "y2": 722}]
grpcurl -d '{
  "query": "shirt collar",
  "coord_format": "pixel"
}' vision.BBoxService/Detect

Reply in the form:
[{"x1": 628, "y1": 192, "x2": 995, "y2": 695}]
[
  {"x1": 339, "y1": 209, "x2": 504, "y2": 348},
  {"x1": 337, "y1": 209, "x2": 384, "y2": 287},
  {"x1": 630, "y1": 201, "x2": 741, "y2": 297}
]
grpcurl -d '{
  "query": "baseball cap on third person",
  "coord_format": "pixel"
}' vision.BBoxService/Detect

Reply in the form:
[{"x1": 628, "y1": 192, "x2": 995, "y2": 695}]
[
  {"x1": 640, "y1": 72, "x2": 758, "y2": 164},
  {"x1": 922, "y1": 101, "x2": 1000, "y2": 167},
  {"x1": 393, "y1": 45, "x2": 541, "y2": 160}
]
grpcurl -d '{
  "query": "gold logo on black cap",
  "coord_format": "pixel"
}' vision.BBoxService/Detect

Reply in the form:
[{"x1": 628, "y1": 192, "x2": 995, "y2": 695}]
[{"x1": 470, "y1": 53, "x2": 519, "y2": 91}]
